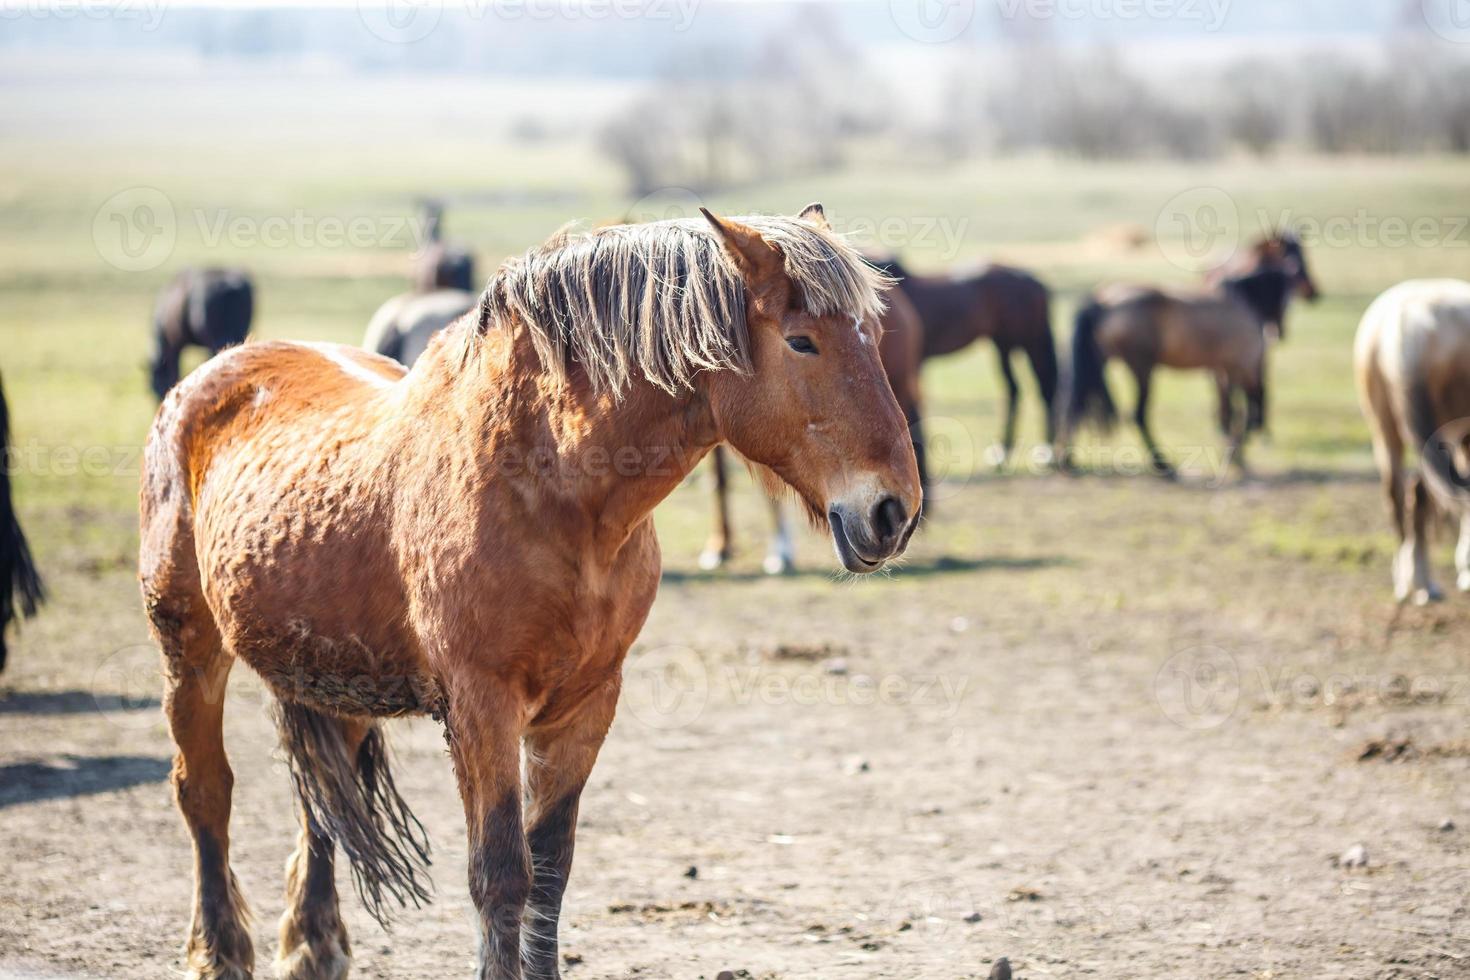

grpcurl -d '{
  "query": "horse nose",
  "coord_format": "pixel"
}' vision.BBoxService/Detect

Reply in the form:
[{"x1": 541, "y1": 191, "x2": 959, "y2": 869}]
[{"x1": 871, "y1": 496, "x2": 908, "y2": 552}]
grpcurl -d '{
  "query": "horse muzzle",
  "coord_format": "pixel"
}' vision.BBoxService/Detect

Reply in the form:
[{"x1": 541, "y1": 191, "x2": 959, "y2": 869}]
[{"x1": 827, "y1": 495, "x2": 917, "y2": 574}]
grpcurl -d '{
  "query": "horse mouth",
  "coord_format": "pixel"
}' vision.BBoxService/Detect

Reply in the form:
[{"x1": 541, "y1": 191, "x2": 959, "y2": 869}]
[{"x1": 828, "y1": 511, "x2": 883, "y2": 574}]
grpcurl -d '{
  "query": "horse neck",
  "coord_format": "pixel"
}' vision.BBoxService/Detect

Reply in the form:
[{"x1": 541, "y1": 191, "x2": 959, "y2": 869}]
[{"x1": 423, "y1": 327, "x2": 718, "y2": 556}]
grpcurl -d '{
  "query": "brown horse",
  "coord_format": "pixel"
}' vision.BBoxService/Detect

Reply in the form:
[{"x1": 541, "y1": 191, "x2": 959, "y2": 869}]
[
  {"x1": 700, "y1": 285, "x2": 926, "y2": 573},
  {"x1": 1, "y1": 372, "x2": 45, "y2": 672},
  {"x1": 1208, "y1": 231, "x2": 1320, "y2": 338},
  {"x1": 1061, "y1": 268, "x2": 1295, "y2": 475},
  {"x1": 149, "y1": 268, "x2": 254, "y2": 400},
  {"x1": 139, "y1": 204, "x2": 920, "y2": 980},
  {"x1": 1356, "y1": 279, "x2": 1470, "y2": 605},
  {"x1": 414, "y1": 200, "x2": 476, "y2": 293},
  {"x1": 872, "y1": 256, "x2": 1058, "y2": 466}
]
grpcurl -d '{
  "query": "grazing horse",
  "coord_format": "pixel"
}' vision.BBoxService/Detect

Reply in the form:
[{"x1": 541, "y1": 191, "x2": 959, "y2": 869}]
[
  {"x1": 149, "y1": 268, "x2": 254, "y2": 400},
  {"x1": 1062, "y1": 269, "x2": 1294, "y2": 475},
  {"x1": 1208, "y1": 231, "x2": 1320, "y2": 338},
  {"x1": 0, "y1": 374, "x2": 45, "y2": 672},
  {"x1": 872, "y1": 256, "x2": 1058, "y2": 467},
  {"x1": 700, "y1": 285, "x2": 927, "y2": 573},
  {"x1": 363, "y1": 289, "x2": 478, "y2": 367},
  {"x1": 139, "y1": 204, "x2": 920, "y2": 980},
  {"x1": 1355, "y1": 279, "x2": 1470, "y2": 605},
  {"x1": 414, "y1": 200, "x2": 476, "y2": 293}
]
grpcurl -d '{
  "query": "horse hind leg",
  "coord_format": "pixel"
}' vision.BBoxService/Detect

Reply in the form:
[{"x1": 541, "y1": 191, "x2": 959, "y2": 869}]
[
  {"x1": 1127, "y1": 363, "x2": 1172, "y2": 477},
  {"x1": 151, "y1": 597, "x2": 254, "y2": 979},
  {"x1": 276, "y1": 717, "x2": 372, "y2": 980},
  {"x1": 1455, "y1": 510, "x2": 1470, "y2": 594}
]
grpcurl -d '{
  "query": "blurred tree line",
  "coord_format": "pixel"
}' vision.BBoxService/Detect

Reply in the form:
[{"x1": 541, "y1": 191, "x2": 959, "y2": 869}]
[{"x1": 601, "y1": 4, "x2": 1470, "y2": 194}]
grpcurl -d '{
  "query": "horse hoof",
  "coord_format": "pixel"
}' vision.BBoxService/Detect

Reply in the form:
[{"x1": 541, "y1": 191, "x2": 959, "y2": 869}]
[
  {"x1": 1413, "y1": 585, "x2": 1446, "y2": 607},
  {"x1": 188, "y1": 965, "x2": 253, "y2": 980},
  {"x1": 982, "y1": 444, "x2": 1008, "y2": 470},
  {"x1": 697, "y1": 548, "x2": 727, "y2": 571},
  {"x1": 276, "y1": 942, "x2": 350, "y2": 980},
  {"x1": 762, "y1": 553, "x2": 794, "y2": 576}
]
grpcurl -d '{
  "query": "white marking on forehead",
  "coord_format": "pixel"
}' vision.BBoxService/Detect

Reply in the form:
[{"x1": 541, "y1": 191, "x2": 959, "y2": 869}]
[
  {"x1": 305, "y1": 342, "x2": 394, "y2": 388},
  {"x1": 852, "y1": 314, "x2": 872, "y2": 345}
]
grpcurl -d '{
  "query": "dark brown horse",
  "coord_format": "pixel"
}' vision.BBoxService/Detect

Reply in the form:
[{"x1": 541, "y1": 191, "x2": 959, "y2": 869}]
[
  {"x1": 1208, "y1": 231, "x2": 1319, "y2": 338},
  {"x1": 414, "y1": 200, "x2": 476, "y2": 293},
  {"x1": 701, "y1": 284, "x2": 927, "y2": 573},
  {"x1": 1062, "y1": 268, "x2": 1295, "y2": 475},
  {"x1": 871, "y1": 256, "x2": 1058, "y2": 467},
  {"x1": 0, "y1": 373, "x2": 45, "y2": 672},
  {"x1": 149, "y1": 268, "x2": 254, "y2": 400},
  {"x1": 140, "y1": 205, "x2": 919, "y2": 980}
]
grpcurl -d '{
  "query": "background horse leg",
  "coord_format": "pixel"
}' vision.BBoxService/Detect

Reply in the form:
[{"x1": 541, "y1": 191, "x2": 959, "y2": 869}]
[
  {"x1": 698, "y1": 446, "x2": 734, "y2": 570},
  {"x1": 1126, "y1": 363, "x2": 1171, "y2": 476},
  {"x1": 1215, "y1": 373, "x2": 1234, "y2": 436},
  {"x1": 905, "y1": 397, "x2": 929, "y2": 510},
  {"x1": 988, "y1": 346, "x2": 1020, "y2": 468},
  {"x1": 1022, "y1": 333, "x2": 1060, "y2": 461},
  {"x1": 1399, "y1": 474, "x2": 1444, "y2": 604},
  {"x1": 449, "y1": 691, "x2": 531, "y2": 980},
  {"x1": 1458, "y1": 512, "x2": 1470, "y2": 593},
  {"x1": 522, "y1": 688, "x2": 617, "y2": 980},
  {"x1": 763, "y1": 498, "x2": 795, "y2": 575},
  {"x1": 276, "y1": 717, "x2": 370, "y2": 980},
  {"x1": 159, "y1": 620, "x2": 253, "y2": 980}
]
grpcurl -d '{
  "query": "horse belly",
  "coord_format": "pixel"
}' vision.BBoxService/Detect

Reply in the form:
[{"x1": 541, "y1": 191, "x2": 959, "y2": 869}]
[{"x1": 193, "y1": 453, "x2": 434, "y2": 719}]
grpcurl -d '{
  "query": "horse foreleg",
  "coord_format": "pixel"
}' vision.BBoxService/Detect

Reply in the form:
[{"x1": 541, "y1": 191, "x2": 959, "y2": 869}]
[
  {"x1": 1128, "y1": 365, "x2": 1171, "y2": 477},
  {"x1": 699, "y1": 445, "x2": 734, "y2": 570},
  {"x1": 522, "y1": 686, "x2": 617, "y2": 979},
  {"x1": 276, "y1": 718, "x2": 370, "y2": 980},
  {"x1": 160, "y1": 624, "x2": 253, "y2": 980},
  {"x1": 764, "y1": 498, "x2": 795, "y2": 575},
  {"x1": 989, "y1": 347, "x2": 1020, "y2": 469},
  {"x1": 1398, "y1": 474, "x2": 1445, "y2": 605},
  {"x1": 1214, "y1": 373, "x2": 1234, "y2": 436},
  {"x1": 1457, "y1": 512, "x2": 1470, "y2": 593},
  {"x1": 449, "y1": 693, "x2": 531, "y2": 980}
]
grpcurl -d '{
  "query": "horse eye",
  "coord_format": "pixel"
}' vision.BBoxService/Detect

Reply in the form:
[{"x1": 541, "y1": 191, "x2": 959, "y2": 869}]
[{"x1": 786, "y1": 336, "x2": 818, "y2": 355}]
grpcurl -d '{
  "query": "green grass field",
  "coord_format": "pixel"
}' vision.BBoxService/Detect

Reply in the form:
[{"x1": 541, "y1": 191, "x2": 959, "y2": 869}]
[{"x1": 7, "y1": 121, "x2": 1470, "y2": 566}]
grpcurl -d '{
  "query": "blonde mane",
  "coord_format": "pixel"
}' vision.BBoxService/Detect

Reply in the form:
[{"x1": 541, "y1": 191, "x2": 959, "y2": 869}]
[{"x1": 479, "y1": 214, "x2": 891, "y2": 395}]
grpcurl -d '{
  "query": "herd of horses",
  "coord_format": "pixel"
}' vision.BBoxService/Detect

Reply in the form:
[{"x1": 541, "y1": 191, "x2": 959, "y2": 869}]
[{"x1": 1, "y1": 200, "x2": 1468, "y2": 980}]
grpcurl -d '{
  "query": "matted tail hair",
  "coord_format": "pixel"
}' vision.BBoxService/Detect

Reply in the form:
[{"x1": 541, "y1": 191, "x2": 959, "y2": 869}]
[
  {"x1": 274, "y1": 702, "x2": 432, "y2": 927},
  {"x1": 479, "y1": 214, "x2": 891, "y2": 396}
]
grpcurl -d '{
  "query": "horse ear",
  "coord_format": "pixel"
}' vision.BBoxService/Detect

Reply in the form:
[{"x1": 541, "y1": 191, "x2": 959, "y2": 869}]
[
  {"x1": 700, "y1": 208, "x2": 784, "y2": 287},
  {"x1": 797, "y1": 202, "x2": 829, "y2": 230}
]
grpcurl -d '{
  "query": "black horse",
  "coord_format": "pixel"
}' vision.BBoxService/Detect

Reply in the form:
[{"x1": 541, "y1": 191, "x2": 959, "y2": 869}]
[
  {"x1": 149, "y1": 268, "x2": 254, "y2": 400},
  {"x1": 414, "y1": 200, "x2": 476, "y2": 293},
  {"x1": 1, "y1": 373, "x2": 44, "y2": 671}
]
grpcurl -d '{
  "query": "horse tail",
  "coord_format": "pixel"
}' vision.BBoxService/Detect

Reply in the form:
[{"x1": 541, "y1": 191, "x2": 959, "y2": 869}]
[
  {"x1": 0, "y1": 375, "x2": 45, "y2": 672},
  {"x1": 1407, "y1": 382, "x2": 1470, "y2": 511},
  {"x1": 1066, "y1": 299, "x2": 1116, "y2": 432},
  {"x1": 273, "y1": 701, "x2": 432, "y2": 927}
]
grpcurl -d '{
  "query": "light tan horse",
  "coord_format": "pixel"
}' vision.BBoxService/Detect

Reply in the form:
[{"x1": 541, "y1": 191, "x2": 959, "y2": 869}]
[
  {"x1": 362, "y1": 288, "x2": 477, "y2": 367},
  {"x1": 1060, "y1": 268, "x2": 1294, "y2": 475},
  {"x1": 700, "y1": 285, "x2": 927, "y2": 573},
  {"x1": 1356, "y1": 279, "x2": 1470, "y2": 605},
  {"x1": 139, "y1": 204, "x2": 920, "y2": 980}
]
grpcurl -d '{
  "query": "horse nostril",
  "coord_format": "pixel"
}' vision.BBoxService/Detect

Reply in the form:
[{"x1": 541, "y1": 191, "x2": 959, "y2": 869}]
[{"x1": 872, "y1": 496, "x2": 906, "y2": 547}]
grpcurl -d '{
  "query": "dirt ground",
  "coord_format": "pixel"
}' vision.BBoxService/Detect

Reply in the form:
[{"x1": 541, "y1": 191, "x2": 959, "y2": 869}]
[{"x1": 2, "y1": 465, "x2": 1468, "y2": 980}]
